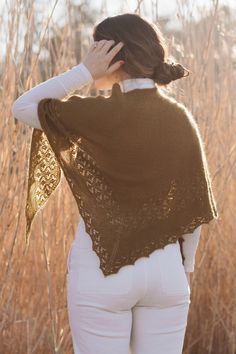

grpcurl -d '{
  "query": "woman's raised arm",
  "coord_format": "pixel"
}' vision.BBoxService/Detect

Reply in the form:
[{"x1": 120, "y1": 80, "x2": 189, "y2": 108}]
[{"x1": 11, "y1": 62, "x2": 93, "y2": 130}]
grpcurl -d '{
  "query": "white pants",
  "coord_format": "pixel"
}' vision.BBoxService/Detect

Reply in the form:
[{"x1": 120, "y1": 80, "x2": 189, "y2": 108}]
[{"x1": 66, "y1": 218, "x2": 191, "y2": 354}]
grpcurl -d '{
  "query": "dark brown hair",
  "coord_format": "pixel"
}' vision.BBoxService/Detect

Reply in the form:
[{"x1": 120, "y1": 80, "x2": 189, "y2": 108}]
[{"x1": 93, "y1": 13, "x2": 189, "y2": 86}]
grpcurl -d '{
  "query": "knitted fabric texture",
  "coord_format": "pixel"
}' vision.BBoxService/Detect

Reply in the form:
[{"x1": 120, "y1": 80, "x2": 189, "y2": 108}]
[{"x1": 25, "y1": 82, "x2": 219, "y2": 276}]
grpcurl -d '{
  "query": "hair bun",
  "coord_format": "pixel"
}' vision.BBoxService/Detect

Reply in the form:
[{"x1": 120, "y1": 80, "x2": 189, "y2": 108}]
[{"x1": 153, "y1": 61, "x2": 189, "y2": 86}]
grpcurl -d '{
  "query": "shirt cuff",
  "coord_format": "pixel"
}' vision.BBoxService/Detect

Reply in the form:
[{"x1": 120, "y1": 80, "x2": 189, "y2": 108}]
[
  {"x1": 182, "y1": 225, "x2": 202, "y2": 272},
  {"x1": 74, "y1": 62, "x2": 94, "y2": 82},
  {"x1": 55, "y1": 62, "x2": 94, "y2": 95},
  {"x1": 184, "y1": 264, "x2": 195, "y2": 272}
]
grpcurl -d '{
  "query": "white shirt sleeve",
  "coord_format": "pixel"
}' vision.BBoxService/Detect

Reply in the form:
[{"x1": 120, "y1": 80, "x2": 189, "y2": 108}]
[
  {"x1": 182, "y1": 225, "x2": 202, "y2": 272},
  {"x1": 11, "y1": 62, "x2": 93, "y2": 130}
]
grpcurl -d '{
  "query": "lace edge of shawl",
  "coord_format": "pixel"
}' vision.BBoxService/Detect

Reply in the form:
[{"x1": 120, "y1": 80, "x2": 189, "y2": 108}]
[{"x1": 79, "y1": 205, "x2": 217, "y2": 276}]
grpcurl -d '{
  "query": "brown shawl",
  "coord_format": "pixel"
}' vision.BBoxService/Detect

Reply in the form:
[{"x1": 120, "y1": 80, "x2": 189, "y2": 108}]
[{"x1": 24, "y1": 83, "x2": 219, "y2": 275}]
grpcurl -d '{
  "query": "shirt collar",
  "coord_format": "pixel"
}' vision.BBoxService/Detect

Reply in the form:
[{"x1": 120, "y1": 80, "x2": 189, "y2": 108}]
[{"x1": 118, "y1": 78, "x2": 156, "y2": 93}]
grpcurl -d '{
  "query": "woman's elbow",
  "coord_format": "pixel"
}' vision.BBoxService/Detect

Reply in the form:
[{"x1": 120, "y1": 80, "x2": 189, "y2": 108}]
[
  {"x1": 11, "y1": 99, "x2": 20, "y2": 119},
  {"x1": 11, "y1": 100, "x2": 43, "y2": 130},
  {"x1": 11, "y1": 96, "x2": 26, "y2": 121}
]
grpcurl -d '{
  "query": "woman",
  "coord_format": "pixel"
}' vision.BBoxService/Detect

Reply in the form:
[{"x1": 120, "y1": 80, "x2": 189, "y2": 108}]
[{"x1": 12, "y1": 13, "x2": 218, "y2": 354}]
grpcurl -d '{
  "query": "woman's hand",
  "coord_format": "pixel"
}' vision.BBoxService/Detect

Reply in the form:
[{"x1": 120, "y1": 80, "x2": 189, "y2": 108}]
[{"x1": 82, "y1": 40, "x2": 125, "y2": 80}]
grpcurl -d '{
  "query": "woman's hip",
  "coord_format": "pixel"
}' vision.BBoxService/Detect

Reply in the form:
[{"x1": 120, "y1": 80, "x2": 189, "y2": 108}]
[{"x1": 66, "y1": 219, "x2": 190, "y2": 303}]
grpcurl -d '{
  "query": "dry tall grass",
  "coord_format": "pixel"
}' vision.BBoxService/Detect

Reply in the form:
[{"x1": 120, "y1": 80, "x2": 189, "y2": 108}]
[{"x1": 0, "y1": 1, "x2": 235, "y2": 353}]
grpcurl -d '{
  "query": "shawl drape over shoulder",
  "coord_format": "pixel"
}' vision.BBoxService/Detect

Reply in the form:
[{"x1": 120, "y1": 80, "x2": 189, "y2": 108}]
[{"x1": 25, "y1": 83, "x2": 219, "y2": 276}]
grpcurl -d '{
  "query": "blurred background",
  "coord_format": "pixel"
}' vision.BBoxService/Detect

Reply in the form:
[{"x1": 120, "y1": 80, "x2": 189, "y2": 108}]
[{"x1": 0, "y1": 0, "x2": 235, "y2": 353}]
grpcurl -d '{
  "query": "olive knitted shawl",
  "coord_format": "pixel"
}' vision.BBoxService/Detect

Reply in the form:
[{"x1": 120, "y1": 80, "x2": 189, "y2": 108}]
[{"x1": 25, "y1": 82, "x2": 219, "y2": 276}]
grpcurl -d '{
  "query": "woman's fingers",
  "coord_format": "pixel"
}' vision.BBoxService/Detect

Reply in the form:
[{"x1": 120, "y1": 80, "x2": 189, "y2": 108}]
[
  {"x1": 99, "y1": 40, "x2": 115, "y2": 55},
  {"x1": 89, "y1": 40, "x2": 106, "y2": 53},
  {"x1": 105, "y1": 41, "x2": 125, "y2": 74},
  {"x1": 88, "y1": 41, "x2": 97, "y2": 53},
  {"x1": 94, "y1": 39, "x2": 118, "y2": 58},
  {"x1": 106, "y1": 60, "x2": 124, "y2": 75},
  {"x1": 106, "y1": 41, "x2": 124, "y2": 61},
  {"x1": 91, "y1": 39, "x2": 124, "y2": 60},
  {"x1": 83, "y1": 39, "x2": 125, "y2": 79}
]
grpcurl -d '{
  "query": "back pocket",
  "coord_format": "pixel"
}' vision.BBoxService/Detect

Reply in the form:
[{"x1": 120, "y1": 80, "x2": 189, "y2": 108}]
[{"x1": 67, "y1": 244, "x2": 134, "y2": 295}]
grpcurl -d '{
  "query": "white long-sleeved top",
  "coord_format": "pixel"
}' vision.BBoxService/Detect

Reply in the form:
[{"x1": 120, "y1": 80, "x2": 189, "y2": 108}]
[{"x1": 11, "y1": 62, "x2": 201, "y2": 272}]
